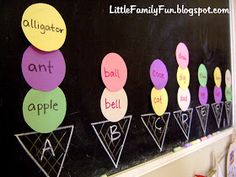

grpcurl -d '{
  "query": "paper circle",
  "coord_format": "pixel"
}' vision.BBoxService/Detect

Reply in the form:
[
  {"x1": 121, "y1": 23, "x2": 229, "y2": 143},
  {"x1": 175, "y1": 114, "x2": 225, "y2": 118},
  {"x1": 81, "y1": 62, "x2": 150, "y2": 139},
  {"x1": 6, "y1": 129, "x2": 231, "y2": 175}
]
[
  {"x1": 101, "y1": 53, "x2": 127, "y2": 92},
  {"x1": 214, "y1": 67, "x2": 222, "y2": 87},
  {"x1": 198, "y1": 64, "x2": 208, "y2": 86},
  {"x1": 227, "y1": 143, "x2": 236, "y2": 177},
  {"x1": 177, "y1": 67, "x2": 190, "y2": 89},
  {"x1": 151, "y1": 87, "x2": 168, "y2": 116},
  {"x1": 100, "y1": 88, "x2": 128, "y2": 122},
  {"x1": 214, "y1": 86, "x2": 222, "y2": 103},
  {"x1": 225, "y1": 86, "x2": 232, "y2": 101},
  {"x1": 177, "y1": 88, "x2": 191, "y2": 111},
  {"x1": 22, "y1": 46, "x2": 66, "y2": 91},
  {"x1": 23, "y1": 87, "x2": 67, "y2": 133},
  {"x1": 225, "y1": 69, "x2": 232, "y2": 88},
  {"x1": 150, "y1": 59, "x2": 168, "y2": 89},
  {"x1": 198, "y1": 86, "x2": 208, "y2": 105},
  {"x1": 21, "y1": 3, "x2": 67, "y2": 51},
  {"x1": 175, "y1": 42, "x2": 189, "y2": 69}
]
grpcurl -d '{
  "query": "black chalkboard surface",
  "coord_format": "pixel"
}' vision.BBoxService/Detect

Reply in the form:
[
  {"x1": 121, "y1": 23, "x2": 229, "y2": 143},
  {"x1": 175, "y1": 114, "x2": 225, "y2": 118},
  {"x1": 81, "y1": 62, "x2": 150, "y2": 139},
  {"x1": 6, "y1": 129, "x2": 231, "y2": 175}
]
[{"x1": 1, "y1": 0, "x2": 232, "y2": 177}]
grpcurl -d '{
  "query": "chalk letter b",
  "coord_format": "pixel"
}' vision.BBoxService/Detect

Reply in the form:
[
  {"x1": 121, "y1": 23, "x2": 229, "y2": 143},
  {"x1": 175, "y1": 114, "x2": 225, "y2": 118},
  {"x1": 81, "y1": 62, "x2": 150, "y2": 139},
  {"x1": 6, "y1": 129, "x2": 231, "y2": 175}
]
[{"x1": 110, "y1": 125, "x2": 121, "y2": 142}]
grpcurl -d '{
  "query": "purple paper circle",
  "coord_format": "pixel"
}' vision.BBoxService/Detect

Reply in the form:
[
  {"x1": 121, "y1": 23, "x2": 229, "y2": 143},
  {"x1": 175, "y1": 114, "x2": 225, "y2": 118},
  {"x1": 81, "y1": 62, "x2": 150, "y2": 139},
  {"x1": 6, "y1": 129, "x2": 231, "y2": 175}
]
[
  {"x1": 22, "y1": 46, "x2": 66, "y2": 91},
  {"x1": 214, "y1": 86, "x2": 222, "y2": 103},
  {"x1": 150, "y1": 59, "x2": 168, "y2": 89},
  {"x1": 198, "y1": 86, "x2": 208, "y2": 105}
]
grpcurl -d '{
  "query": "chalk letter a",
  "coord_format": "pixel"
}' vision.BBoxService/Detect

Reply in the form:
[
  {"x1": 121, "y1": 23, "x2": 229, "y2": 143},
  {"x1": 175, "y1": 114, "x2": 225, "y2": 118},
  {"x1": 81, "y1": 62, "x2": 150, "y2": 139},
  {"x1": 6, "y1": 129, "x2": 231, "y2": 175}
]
[{"x1": 40, "y1": 139, "x2": 55, "y2": 161}]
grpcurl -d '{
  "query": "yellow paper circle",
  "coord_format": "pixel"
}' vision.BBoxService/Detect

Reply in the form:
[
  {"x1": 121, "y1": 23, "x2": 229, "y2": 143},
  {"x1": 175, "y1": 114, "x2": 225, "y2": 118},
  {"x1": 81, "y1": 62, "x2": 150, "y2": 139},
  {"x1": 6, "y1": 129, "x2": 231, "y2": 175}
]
[
  {"x1": 177, "y1": 67, "x2": 190, "y2": 89},
  {"x1": 100, "y1": 88, "x2": 128, "y2": 122},
  {"x1": 21, "y1": 3, "x2": 67, "y2": 51},
  {"x1": 214, "y1": 67, "x2": 222, "y2": 87},
  {"x1": 151, "y1": 87, "x2": 168, "y2": 116}
]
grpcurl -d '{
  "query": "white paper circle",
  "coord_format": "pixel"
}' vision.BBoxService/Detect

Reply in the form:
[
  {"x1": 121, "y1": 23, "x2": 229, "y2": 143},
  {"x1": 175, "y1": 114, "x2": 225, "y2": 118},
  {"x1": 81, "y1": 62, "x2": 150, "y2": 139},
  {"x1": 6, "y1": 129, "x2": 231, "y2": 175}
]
[
  {"x1": 225, "y1": 69, "x2": 232, "y2": 88},
  {"x1": 177, "y1": 88, "x2": 191, "y2": 111},
  {"x1": 100, "y1": 88, "x2": 128, "y2": 122}
]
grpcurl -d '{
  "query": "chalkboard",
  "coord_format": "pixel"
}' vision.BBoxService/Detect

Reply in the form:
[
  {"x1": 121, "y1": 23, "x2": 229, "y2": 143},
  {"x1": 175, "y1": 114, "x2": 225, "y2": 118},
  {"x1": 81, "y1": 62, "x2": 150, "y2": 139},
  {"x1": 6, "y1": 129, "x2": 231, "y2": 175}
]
[{"x1": 0, "y1": 0, "x2": 232, "y2": 177}]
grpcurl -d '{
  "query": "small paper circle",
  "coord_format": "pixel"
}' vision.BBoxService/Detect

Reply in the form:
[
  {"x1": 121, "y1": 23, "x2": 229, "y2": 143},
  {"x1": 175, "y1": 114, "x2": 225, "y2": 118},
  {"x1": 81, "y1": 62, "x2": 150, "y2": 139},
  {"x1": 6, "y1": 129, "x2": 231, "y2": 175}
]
[
  {"x1": 214, "y1": 86, "x2": 222, "y2": 103},
  {"x1": 100, "y1": 88, "x2": 128, "y2": 122},
  {"x1": 151, "y1": 87, "x2": 168, "y2": 116},
  {"x1": 177, "y1": 88, "x2": 191, "y2": 111},
  {"x1": 225, "y1": 87, "x2": 232, "y2": 101},
  {"x1": 150, "y1": 59, "x2": 168, "y2": 89},
  {"x1": 198, "y1": 86, "x2": 208, "y2": 105},
  {"x1": 177, "y1": 67, "x2": 190, "y2": 89},
  {"x1": 214, "y1": 67, "x2": 222, "y2": 87},
  {"x1": 101, "y1": 53, "x2": 127, "y2": 92},
  {"x1": 22, "y1": 46, "x2": 66, "y2": 91},
  {"x1": 225, "y1": 69, "x2": 232, "y2": 88},
  {"x1": 23, "y1": 87, "x2": 67, "y2": 133},
  {"x1": 198, "y1": 64, "x2": 208, "y2": 86},
  {"x1": 21, "y1": 3, "x2": 67, "y2": 51},
  {"x1": 175, "y1": 42, "x2": 189, "y2": 69}
]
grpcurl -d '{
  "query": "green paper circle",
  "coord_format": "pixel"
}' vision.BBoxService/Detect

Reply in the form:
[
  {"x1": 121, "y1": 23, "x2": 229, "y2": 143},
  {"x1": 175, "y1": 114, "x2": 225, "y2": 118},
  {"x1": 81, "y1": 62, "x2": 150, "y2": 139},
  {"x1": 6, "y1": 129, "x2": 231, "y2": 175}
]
[
  {"x1": 225, "y1": 86, "x2": 232, "y2": 101},
  {"x1": 23, "y1": 87, "x2": 66, "y2": 133},
  {"x1": 198, "y1": 64, "x2": 208, "y2": 86}
]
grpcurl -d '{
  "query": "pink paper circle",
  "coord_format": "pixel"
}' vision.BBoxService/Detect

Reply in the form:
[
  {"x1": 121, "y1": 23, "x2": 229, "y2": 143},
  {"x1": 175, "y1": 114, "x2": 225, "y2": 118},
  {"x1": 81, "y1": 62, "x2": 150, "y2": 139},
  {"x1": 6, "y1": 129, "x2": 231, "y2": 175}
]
[
  {"x1": 101, "y1": 52, "x2": 127, "y2": 92},
  {"x1": 198, "y1": 86, "x2": 208, "y2": 105},
  {"x1": 214, "y1": 86, "x2": 222, "y2": 103},
  {"x1": 22, "y1": 45, "x2": 66, "y2": 91},
  {"x1": 176, "y1": 42, "x2": 189, "y2": 69},
  {"x1": 150, "y1": 59, "x2": 168, "y2": 89}
]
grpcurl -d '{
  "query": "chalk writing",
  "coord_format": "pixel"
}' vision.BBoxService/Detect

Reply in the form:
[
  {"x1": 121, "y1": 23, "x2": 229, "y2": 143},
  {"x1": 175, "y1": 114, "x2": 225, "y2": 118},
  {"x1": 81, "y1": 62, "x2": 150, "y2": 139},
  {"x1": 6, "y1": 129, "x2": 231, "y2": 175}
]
[
  {"x1": 41, "y1": 139, "x2": 55, "y2": 161},
  {"x1": 141, "y1": 112, "x2": 170, "y2": 151},
  {"x1": 110, "y1": 125, "x2": 121, "y2": 142},
  {"x1": 173, "y1": 108, "x2": 193, "y2": 140},
  {"x1": 225, "y1": 101, "x2": 232, "y2": 126},
  {"x1": 211, "y1": 102, "x2": 223, "y2": 128},
  {"x1": 15, "y1": 125, "x2": 74, "y2": 177},
  {"x1": 196, "y1": 104, "x2": 209, "y2": 135},
  {"x1": 91, "y1": 115, "x2": 132, "y2": 168}
]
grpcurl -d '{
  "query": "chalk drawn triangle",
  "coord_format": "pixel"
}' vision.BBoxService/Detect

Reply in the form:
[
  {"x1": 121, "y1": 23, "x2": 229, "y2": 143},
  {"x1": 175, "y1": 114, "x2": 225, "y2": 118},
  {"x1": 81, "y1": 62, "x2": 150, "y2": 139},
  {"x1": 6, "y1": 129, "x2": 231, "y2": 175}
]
[
  {"x1": 211, "y1": 102, "x2": 224, "y2": 128},
  {"x1": 196, "y1": 104, "x2": 209, "y2": 135},
  {"x1": 225, "y1": 101, "x2": 232, "y2": 126},
  {"x1": 91, "y1": 115, "x2": 132, "y2": 168},
  {"x1": 141, "y1": 112, "x2": 170, "y2": 151},
  {"x1": 173, "y1": 108, "x2": 193, "y2": 140},
  {"x1": 15, "y1": 125, "x2": 74, "y2": 177}
]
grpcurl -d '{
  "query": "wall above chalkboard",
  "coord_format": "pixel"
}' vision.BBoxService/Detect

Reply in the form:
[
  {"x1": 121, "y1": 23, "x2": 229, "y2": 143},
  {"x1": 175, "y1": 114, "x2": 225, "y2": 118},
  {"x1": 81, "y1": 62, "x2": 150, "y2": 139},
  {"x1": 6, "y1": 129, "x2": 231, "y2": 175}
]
[{"x1": 0, "y1": 0, "x2": 232, "y2": 177}]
